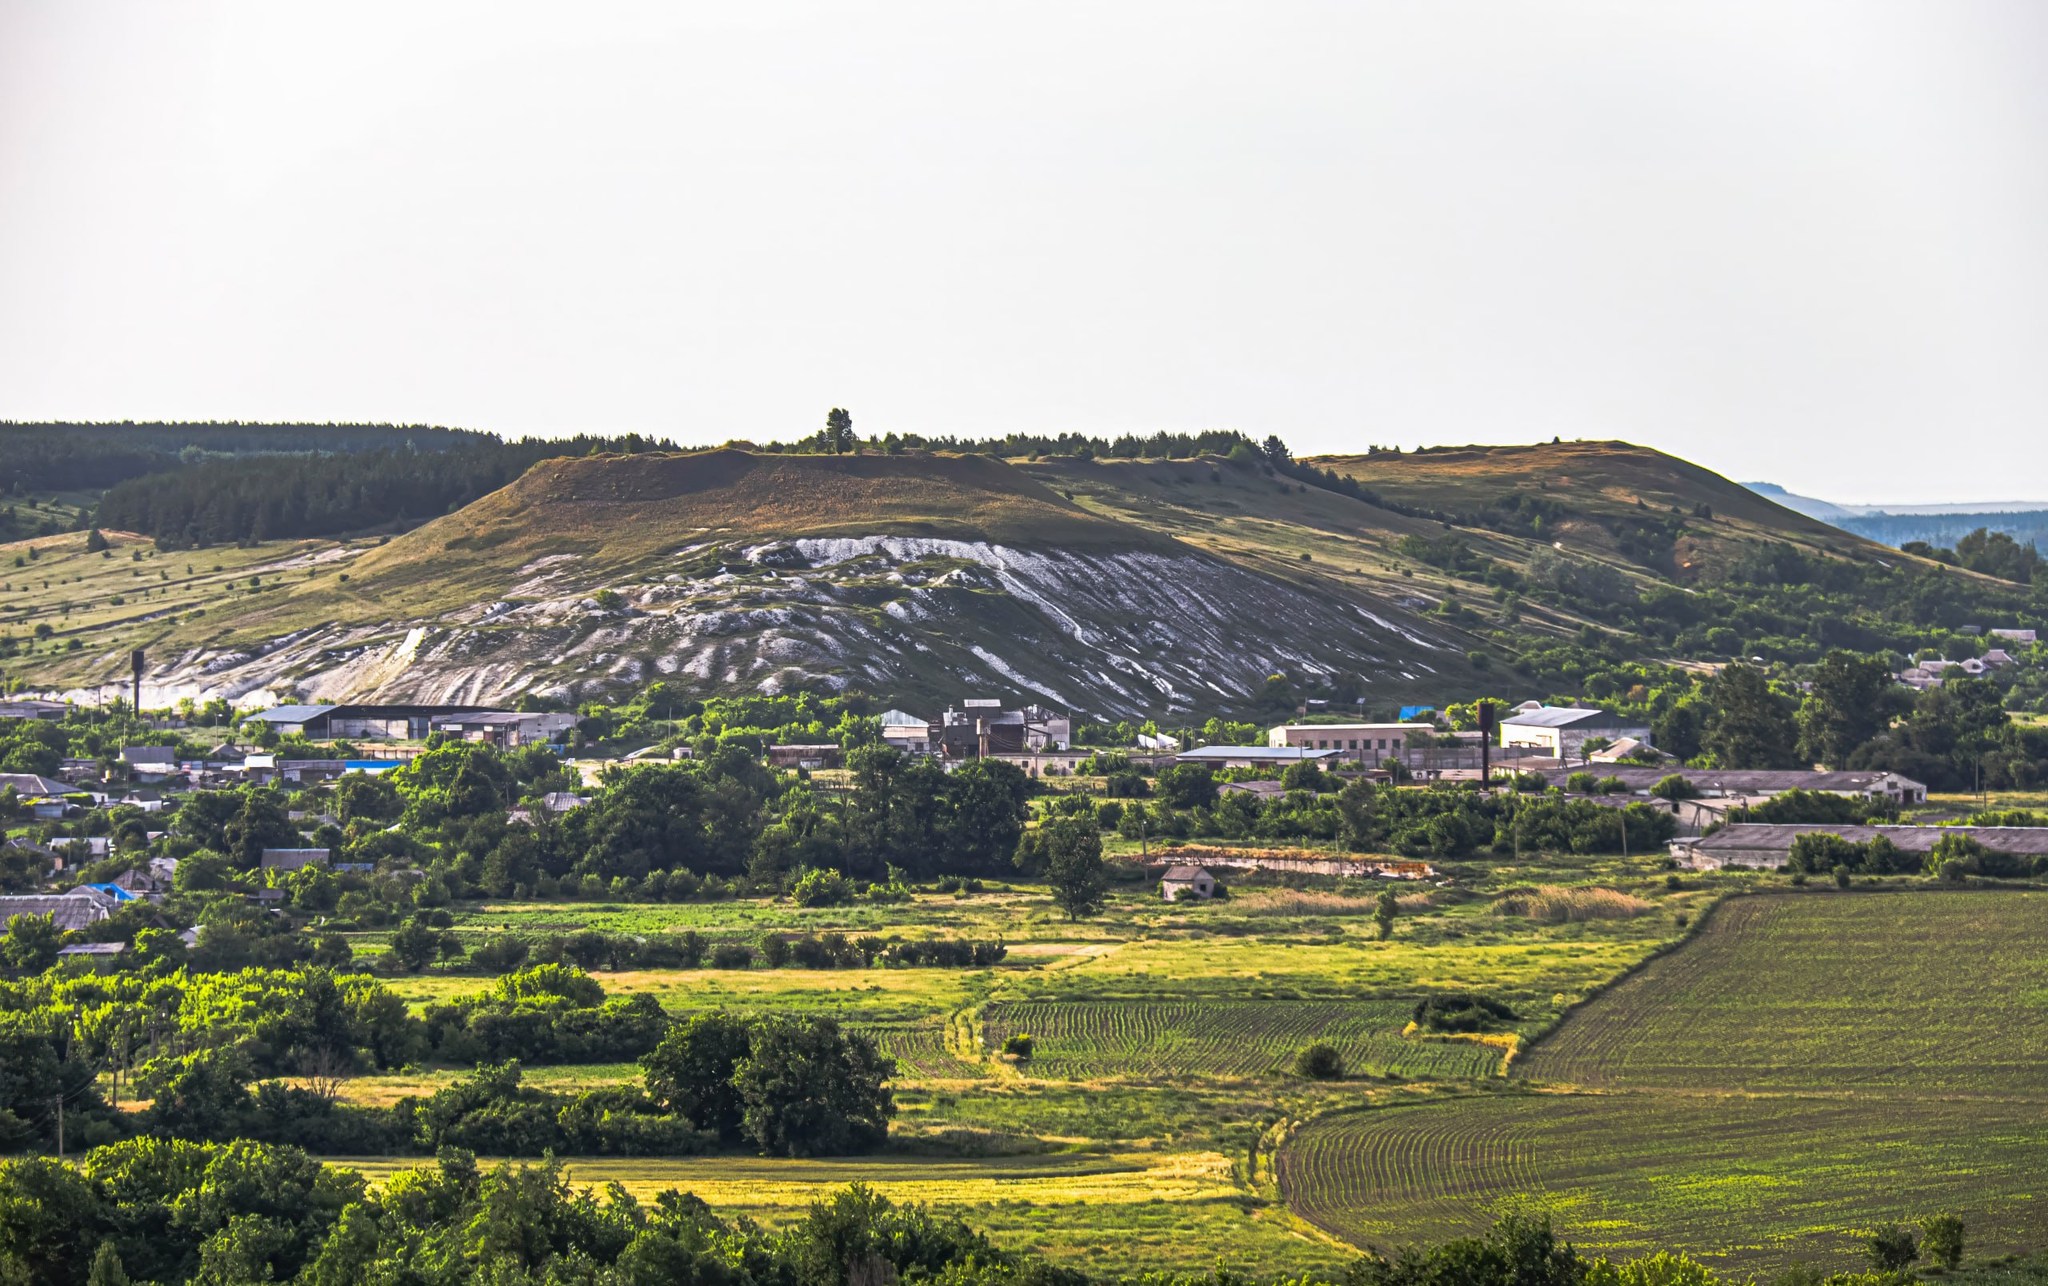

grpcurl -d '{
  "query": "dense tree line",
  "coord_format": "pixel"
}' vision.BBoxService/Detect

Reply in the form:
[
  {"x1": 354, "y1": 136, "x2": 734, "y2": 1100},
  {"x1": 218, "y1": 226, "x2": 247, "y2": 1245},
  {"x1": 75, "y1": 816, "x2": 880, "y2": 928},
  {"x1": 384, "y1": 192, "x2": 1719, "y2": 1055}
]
[
  {"x1": 1905, "y1": 528, "x2": 2046, "y2": 585},
  {"x1": 94, "y1": 431, "x2": 676, "y2": 547},
  {"x1": 0, "y1": 421, "x2": 491, "y2": 494},
  {"x1": 0, "y1": 955, "x2": 893, "y2": 1162},
  {"x1": 0, "y1": 1154, "x2": 1987, "y2": 1286}
]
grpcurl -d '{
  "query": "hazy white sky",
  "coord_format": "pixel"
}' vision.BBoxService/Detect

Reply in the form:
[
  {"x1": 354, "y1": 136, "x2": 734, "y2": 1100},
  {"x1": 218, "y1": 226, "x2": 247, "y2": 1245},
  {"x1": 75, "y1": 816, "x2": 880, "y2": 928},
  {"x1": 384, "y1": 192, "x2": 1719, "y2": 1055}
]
[{"x1": 3, "y1": 2, "x2": 2045, "y2": 503}]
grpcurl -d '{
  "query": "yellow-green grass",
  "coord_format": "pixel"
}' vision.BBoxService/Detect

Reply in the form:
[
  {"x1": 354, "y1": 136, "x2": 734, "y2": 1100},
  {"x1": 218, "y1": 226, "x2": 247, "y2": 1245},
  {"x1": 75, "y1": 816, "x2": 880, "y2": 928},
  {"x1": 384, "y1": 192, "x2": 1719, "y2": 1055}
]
[
  {"x1": 0, "y1": 527, "x2": 355, "y2": 685},
  {"x1": 1278, "y1": 1092, "x2": 2048, "y2": 1267},
  {"x1": 285, "y1": 449, "x2": 1165, "y2": 620},
  {"x1": 1021, "y1": 925, "x2": 1672, "y2": 1012},
  {"x1": 1927, "y1": 789, "x2": 2048, "y2": 813},
  {"x1": 382, "y1": 964, "x2": 987, "y2": 1025},
  {"x1": 326, "y1": 1062, "x2": 640, "y2": 1108},
  {"x1": 326, "y1": 1151, "x2": 1350, "y2": 1274},
  {"x1": 1516, "y1": 891, "x2": 2048, "y2": 1093},
  {"x1": 448, "y1": 887, "x2": 1059, "y2": 938}
]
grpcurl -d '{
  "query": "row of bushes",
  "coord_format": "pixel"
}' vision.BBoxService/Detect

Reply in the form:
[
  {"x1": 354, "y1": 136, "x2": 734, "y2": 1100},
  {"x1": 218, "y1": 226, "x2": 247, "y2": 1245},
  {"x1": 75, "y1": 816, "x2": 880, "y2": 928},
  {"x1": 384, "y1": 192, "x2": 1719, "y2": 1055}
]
[{"x1": 396, "y1": 925, "x2": 1009, "y2": 976}]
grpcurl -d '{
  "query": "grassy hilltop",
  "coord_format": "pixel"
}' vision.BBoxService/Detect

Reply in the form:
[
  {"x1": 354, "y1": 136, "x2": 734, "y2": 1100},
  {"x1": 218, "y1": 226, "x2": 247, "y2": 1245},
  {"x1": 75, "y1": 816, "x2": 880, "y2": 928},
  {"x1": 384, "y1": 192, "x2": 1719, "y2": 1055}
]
[{"x1": 1, "y1": 437, "x2": 2025, "y2": 713}]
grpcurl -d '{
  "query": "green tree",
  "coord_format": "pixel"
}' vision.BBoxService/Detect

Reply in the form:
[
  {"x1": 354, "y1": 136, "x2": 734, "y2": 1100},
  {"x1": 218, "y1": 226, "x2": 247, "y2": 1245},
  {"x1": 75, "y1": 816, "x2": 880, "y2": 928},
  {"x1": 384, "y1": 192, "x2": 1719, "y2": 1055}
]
[
  {"x1": 1295, "y1": 1043, "x2": 1344, "y2": 1079},
  {"x1": 1351, "y1": 1214, "x2": 1587, "y2": 1286},
  {"x1": 1019, "y1": 817, "x2": 1105, "y2": 920},
  {"x1": 0, "y1": 913, "x2": 61, "y2": 975},
  {"x1": 1920, "y1": 1213, "x2": 1964, "y2": 1271},
  {"x1": 387, "y1": 918, "x2": 443, "y2": 973},
  {"x1": 86, "y1": 1241, "x2": 130, "y2": 1286},
  {"x1": 1374, "y1": 888, "x2": 1398, "y2": 940},
  {"x1": 222, "y1": 790, "x2": 297, "y2": 869},
  {"x1": 732, "y1": 1016, "x2": 894, "y2": 1156},
  {"x1": 136, "y1": 1048, "x2": 252, "y2": 1141},
  {"x1": 824, "y1": 408, "x2": 856, "y2": 454},
  {"x1": 1797, "y1": 651, "x2": 1899, "y2": 768},
  {"x1": 641, "y1": 1012, "x2": 753, "y2": 1144},
  {"x1": 1700, "y1": 664, "x2": 1800, "y2": 769},
  {"x1": 1155, "y1": 763, "x2": 1218, "y2": 810},
  {"x1": 942, "y1": 759, "x2": 1031, "y2": 874},
  {"x1": 1867, "y1": 1223, "x2": 1920, "y2": 1273},
  {"x1": 1648, "y1": 774, "x2": 1699, "y2": 801}
]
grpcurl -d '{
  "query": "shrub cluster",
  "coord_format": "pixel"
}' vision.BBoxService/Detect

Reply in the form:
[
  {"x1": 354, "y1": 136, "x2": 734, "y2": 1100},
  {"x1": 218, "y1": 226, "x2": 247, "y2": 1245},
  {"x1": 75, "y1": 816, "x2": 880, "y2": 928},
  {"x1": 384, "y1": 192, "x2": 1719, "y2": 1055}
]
[{"x1": 1412, "y1": 993, "x2": 1518, "y2": 1034}]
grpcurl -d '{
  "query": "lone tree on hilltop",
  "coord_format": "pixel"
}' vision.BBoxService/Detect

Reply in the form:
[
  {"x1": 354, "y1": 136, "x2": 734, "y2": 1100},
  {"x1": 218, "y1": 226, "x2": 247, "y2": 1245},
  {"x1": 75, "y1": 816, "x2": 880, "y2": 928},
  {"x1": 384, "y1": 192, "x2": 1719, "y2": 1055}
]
[{"x1": 824, "y1": 408, "x2": 856, "y2": 454}]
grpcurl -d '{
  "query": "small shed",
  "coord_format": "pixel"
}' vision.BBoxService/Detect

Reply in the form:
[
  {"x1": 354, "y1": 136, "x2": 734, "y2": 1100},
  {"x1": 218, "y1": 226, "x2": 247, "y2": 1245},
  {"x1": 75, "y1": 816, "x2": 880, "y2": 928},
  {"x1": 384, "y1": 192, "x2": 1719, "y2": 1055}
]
[
  {"x1": 261, "y1": 848, "x2": 331, "y2": 872},
  {"x1": 1160, "y1": 865, "x2": 1217, "y2": 901}
]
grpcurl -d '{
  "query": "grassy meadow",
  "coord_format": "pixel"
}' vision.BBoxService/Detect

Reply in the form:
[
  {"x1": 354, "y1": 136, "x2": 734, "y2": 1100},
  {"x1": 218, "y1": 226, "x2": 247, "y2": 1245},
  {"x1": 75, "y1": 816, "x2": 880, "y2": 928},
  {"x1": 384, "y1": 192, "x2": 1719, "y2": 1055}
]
[{"x1": 297, "y1": 860, "x2": 2048, "y2": 1271}]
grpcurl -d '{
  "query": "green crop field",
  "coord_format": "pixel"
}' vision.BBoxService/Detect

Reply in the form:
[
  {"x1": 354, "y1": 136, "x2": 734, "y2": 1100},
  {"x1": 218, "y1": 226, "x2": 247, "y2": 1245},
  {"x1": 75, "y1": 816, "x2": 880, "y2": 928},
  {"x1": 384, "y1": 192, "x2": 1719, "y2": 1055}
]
[
  {"x1": 1277, "y1": 891, "x2": 2048, "y2": 1267},
  {"x1": 1279, "y1": 1093, "x2": 2048, "y2": 1267},
  {"x1": 984, "y1": 1000, "x2": 1505, "y2": 1081},
  {"x1": 1516, "y1": 891, "x2": 2048, "y2": 1092}
]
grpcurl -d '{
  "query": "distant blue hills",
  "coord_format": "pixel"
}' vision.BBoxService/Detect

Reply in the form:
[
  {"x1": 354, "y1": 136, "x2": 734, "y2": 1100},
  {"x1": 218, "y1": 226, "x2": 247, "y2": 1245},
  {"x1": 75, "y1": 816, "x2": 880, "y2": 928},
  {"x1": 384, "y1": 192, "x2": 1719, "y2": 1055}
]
[{"x1": 1745, "y1": 482, "x2": 2048, "y2": 550}]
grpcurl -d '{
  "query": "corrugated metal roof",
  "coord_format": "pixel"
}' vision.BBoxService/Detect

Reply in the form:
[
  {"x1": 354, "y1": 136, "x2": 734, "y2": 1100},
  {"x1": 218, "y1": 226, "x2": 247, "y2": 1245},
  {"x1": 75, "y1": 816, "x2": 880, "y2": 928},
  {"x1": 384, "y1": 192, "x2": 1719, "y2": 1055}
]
[
  {"x1": 1575, "y1": 767, "x2": 1922, "y2": 794},
  {"x1": 246, "y1": 704, "x2": 338, "y2": 723},
  {"x1": 1178, "y1": 746, "x2": 1341, "y2": 761},
  {"x1": 0, "y1": 893, "x2": 114, "y2": 932},
  {"x1": 0, "y1": 773, "x2": 75, "y2": 796},
  {"x1": 1699, "y1": 823, "x2": 2048, "y2": 855},
  {"x1": 1501, "y1": 706, "x2": 1641, "y2": 729}
]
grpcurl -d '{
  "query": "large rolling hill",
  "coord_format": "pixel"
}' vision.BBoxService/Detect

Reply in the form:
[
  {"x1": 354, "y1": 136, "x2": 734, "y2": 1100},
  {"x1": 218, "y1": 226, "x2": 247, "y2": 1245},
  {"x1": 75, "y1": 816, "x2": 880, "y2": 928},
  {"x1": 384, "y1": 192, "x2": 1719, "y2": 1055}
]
[{"x1": 0, "y1": 440, "x2": 1983, "y2": 716}]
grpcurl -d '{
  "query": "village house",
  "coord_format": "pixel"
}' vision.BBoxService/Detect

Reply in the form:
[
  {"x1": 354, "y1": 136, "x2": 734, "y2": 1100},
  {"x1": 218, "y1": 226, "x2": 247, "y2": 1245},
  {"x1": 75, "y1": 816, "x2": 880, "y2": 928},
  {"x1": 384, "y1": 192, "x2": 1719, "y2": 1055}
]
[
  {"x1": 878, "y1": 709, "x2": 938, "y2": 756},
  {"x1": 507, "y1": 791, "x2": 590, "y2": 826},
  {"x1": 1498, "y1": 706, "x2": 1653, "y2": 761},
  {"x1": 244, "y1": 702, "x2": 494, "y2": 740},
  {"x1": 768, "y1": 744, "x2": 843, "y2": 770},
  {"x1": 0, "y1": 773, "x2": 87, "y2": 820},
  {"x1": 1588, "y1": 737, "x2": 1667, "y2": 764},
  {"x1": 260, "y1": 848, "x2": 331, "y2": 872},
  {"x1": 0, "y1": 698, "x2": 66, "y2": 722},
  {"x1": 119, "y1": 745, "x2": 179, "y2": 777},
  {"x1": 1175, "y1": 745, "x2": 1342, "y2": 771},
  {"x1": 1218, "y1": 779, "x2": 1290, "y2": 801},
  {"x1": 1672, "y1": 822, "x2": 2048, "y2": 870},
  {"x1": 1565, "y1": 766, "x2": 1927, "y2": 805},
  {"x1": 0, "y1": 887, "x2": 118, "y2": 933},
  {"x1": 937, "y1": 700, "x2": 1071, "y2": 757},
  {"x1": 1159, "y1": 865, "x2": 1216, "y2": 901},
  {"x1": 431, "y1": 710, "x2": 578, "y2": 748},
  {"x1": 1267, "y1": 722, "x2": 1431, "y2": 764}
]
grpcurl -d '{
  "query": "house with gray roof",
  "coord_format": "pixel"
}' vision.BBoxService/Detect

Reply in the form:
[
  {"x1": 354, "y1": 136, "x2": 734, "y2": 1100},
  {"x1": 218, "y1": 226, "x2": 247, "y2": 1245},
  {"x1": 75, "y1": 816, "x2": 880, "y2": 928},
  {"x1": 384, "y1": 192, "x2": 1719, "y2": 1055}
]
[
  {"x1": 1499, "y1": 706, "x2": 1652, "y2": 762},
  {"x1": 0, "y1": 889, "x2": 117, "y2": 933}
]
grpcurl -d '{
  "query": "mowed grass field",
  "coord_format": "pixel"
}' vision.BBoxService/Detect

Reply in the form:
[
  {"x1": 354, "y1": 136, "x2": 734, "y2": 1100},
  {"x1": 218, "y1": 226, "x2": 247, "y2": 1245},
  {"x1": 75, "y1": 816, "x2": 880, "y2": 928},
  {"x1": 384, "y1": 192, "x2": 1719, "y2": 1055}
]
[{"x1": 1278, "y1": 891, "x2": 2048, "y2": 1266}]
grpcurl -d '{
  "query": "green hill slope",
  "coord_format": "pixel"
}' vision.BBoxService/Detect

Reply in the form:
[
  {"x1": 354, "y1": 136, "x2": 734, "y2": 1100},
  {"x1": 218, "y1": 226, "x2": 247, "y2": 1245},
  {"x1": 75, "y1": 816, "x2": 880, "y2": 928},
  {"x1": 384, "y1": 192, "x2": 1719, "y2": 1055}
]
[{"x1": 5, "y1": 439, "x2": 2033, "y2": 717}]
